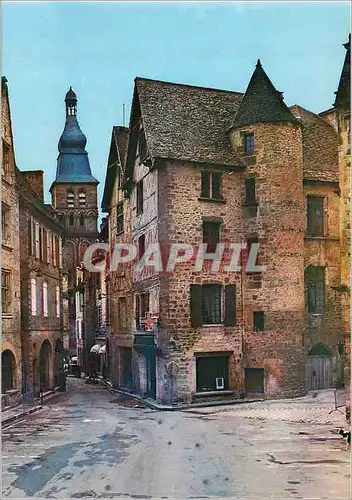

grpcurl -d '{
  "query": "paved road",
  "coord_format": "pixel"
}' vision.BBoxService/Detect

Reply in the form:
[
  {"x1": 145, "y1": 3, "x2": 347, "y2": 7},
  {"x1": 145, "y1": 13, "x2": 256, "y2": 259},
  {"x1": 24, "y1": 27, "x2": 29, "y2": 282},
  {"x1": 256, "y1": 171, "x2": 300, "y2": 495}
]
[{"x1": 2, "y1": 379, "x2": 350, "y2": 499}]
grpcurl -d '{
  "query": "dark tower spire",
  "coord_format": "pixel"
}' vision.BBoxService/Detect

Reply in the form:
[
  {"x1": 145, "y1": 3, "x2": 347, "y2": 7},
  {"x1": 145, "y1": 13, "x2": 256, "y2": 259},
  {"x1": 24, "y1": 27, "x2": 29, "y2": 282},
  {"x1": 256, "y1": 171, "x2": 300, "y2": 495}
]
[
  {"x1": 334, "y1": 34, "x2": 350, "y2": 109},
  {"x1": 50, "y1": 88, "x2": 98, "y2": 191},
  {"x1": 230, "y1": 61, "x2": 299, "y2": 129}
]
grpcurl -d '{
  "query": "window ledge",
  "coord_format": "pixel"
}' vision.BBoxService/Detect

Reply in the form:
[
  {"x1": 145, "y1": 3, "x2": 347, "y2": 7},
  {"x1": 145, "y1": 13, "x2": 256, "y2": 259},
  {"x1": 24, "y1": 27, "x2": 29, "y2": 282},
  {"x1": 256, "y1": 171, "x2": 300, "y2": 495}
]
[
  {"x1": 305, "y1": 236, "x2": 339, "y2": 241},
  {"x1": 201, "y1": 323, "x2": 224, "y2": 328},
  {"x1": 2, "y1": 313, "x2": 13, "y2": 319},
  {"x1": 198, "y1": 197, "x2": 226, "y2": 204},
  {"x1": 195, "y1": 390, "x2": 232, "y2": 397}
]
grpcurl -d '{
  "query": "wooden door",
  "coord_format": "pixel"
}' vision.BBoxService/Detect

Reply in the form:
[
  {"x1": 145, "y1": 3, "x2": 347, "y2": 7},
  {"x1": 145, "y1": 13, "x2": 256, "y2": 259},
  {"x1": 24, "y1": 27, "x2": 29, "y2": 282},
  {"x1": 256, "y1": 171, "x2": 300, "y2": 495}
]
[{"x1": 307, "y1": 355, "x2": 332, "y2": 390}]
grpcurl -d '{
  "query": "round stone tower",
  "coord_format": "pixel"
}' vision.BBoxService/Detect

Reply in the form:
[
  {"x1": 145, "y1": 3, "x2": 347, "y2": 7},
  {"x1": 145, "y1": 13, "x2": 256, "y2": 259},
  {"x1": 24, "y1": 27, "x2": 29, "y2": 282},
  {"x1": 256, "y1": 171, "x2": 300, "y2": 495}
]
[{"x1": 229, "y1": 61, "x2": 306, "y2": 397}]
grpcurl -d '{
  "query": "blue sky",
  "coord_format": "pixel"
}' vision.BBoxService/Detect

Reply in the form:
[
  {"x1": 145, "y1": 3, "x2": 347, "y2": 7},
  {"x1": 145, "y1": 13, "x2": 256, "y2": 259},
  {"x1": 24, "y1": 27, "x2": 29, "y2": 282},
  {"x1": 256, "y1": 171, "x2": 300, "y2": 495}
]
[{"x1": 3, "y1": 1, "x2": 350, "y2": 206}]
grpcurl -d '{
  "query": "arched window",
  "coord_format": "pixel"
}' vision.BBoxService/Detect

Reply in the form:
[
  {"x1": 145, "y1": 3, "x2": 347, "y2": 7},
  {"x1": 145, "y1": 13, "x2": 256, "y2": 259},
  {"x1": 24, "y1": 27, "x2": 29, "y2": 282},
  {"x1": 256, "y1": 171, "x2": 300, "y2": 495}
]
[
  {"x1": 2, "y1": 350, "x2": 16, "y2": 392},
  {"x1": 78, "y1": 190, "x2": 86, "y2": 207},
  {"x1": 69, "y1": 214, "x2": 74, "y2": 226},
  {"x1": 67, "y1": 190, "x2": 74, "y2": 209},
  {"x1": 79, "y1": 214, "x2": 85, "y2": 226}
]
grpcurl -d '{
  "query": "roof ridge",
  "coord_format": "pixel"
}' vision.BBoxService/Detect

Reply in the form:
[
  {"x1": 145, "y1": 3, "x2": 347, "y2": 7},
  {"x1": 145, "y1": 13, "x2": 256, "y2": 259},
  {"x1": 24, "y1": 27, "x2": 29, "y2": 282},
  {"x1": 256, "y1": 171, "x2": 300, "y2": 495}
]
[
  {"x1": 290, "y1": 104, "x2": 335, "y2": 127},
  {"x1": 135, "y1": 76, "x2": 244, "y2": 96}
]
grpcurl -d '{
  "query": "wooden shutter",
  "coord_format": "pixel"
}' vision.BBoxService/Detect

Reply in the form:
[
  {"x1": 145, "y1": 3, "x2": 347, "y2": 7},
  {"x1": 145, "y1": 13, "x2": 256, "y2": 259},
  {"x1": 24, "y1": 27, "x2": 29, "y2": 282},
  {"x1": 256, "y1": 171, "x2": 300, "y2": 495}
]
[
  {"x1": 201, "y1": 171, "x2": 210, "y2": 198},
  {"x1": 43, "y1": 230, "x2": 47, "y2": 262},
  {"x1": 190, "y1": 284, "x2": 202, "y2": 327},
  {"x1": 58, "y1": 237, "x2": 63, "y2": 268},
  {"x1": 39, "y1": 227, "x2": 43, "y2": 260},
  {"x1": 224, "y1": 284, "x2": 236, "y2": 326},
  {"x1": 28, "y1": 217, "x2": 33, "y2": 255}
]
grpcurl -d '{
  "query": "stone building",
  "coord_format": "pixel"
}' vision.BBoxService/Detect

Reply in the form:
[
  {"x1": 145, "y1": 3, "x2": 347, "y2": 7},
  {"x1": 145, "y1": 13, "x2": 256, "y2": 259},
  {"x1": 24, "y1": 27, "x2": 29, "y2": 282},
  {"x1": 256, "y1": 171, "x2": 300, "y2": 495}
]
[
  {"x1": 102, "y1": 51, "x2": 348, "y2": 405},
  {"x1": 1, "y1": 77, "x2": 22, "y2": 408},
  {"x1": 50, "y1": 88, "x2": 99, "y2": 368},
  {"x1": 101, "y1": 126, "x2": 132, "y2": 386},
  {"x1": 18, "y1": 169, "x2": 65, "y2": 395}
]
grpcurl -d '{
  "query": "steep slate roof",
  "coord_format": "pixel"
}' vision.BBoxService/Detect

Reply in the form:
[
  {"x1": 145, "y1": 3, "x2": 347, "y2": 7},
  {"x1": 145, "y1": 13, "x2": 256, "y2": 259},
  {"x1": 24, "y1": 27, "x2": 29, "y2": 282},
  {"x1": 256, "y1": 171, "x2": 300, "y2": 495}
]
[
  {"x1": 334, "y1": 34, "x2": 350, "y2": 109},
  {"x1": 135, "y1": 78, "x2": 244, "y2": 167},
  {"x1": 231, "y1": 60, "x2": 299, "y2": 128},
  {"x1": 101, "y1": 126, "x2": 128, "y2": 212},
  {"x1": 290, "y1": 105, "x2": 338, "y2": 183}
]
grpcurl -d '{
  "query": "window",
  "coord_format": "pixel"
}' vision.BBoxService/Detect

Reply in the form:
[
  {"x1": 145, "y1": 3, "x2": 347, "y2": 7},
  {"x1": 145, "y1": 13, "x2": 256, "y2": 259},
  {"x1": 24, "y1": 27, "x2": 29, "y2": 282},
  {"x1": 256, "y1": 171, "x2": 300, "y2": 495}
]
[
  {"x1": 191, "y1": 284, "x2": 236, "y2": 327},
  {"x1": 138, "y1": 234, "x2": 145, "y2": 260},
  {"x1": 116, "y1": 202, "x2": 124, "y2": 234},
  {"x1": 46, "y1": 231, "x2": 51, "y2": 264},
  {"x1": 245, "y1": 178, "x2": 256, "y2": 204},
  {"x1": 202, "y1": 221, "x2": 220, "y2": 252},
  {"x1": 67, "y1": 190, "x2": 75, "y2": 208},
  {"x1": 69, "y1": 214, "x2": 74, "y2": 226},
  {"x1": 196, "y1": 355, "x2": 229, "y2": 393},
  {"x1": 307, "y1": 196, "x2": 324, "y2": 237},
  {"x1": 135, "y1": 292, "x2": 150, "y2": 330},
  {"x1": 43, "y1": 282, "x2": 48, "y2": 317},
  {"x1": 136, "y1": 180, "x2": 143, "y2": 215},
  {"x1": 244, "y1": 133, "x2": 255, "y2": 154},
  {"x1": 58, "y1": 237, "x2": 63, "y2": 269},
  {"x1": 2, "y1": 203, "x2": 10, "y2": 245},
  {"x1": 201, "y1": 171, "x2": 222, "y2": 199},
  {"x1": 253, "y1": 311, "x2": 265, "y2": 331},
  {"x1": 138, "y1": 128, "x2": 148, "y2": 161},
  {"x1": 2, "y1": 270, "x2": 11, "y2": 314},
  {"x1": 245, "y1": 237, "x2": 261, "y2": 271},
  {"x1": 78, "y1": 190, "x2": 86, "y2": 207},
  {"x1": 58, "y1": 214, "x2": 65, "y2": 226},
  {"x1": 56, "y1": 285, "x2": 61, "y2": 318},
  {"x1": 305, "y1": 266, "x2": 325, "y2": 314},
  {"x1": 79, "y1": 214, "x2": 85, "y2": 226},
  {"x1": 28, "y1": 217, "x2": 35, "y2": 256},
  {"x1": 35, "y1": 222, "x2": 40, "y2": 258},
  {"x1": 39, "y1": 226, "x2": 43, "y2": 260},
  {"x1": 2, "y1": 141, "x2": 10, "y2": 177},
  {"x1": 118, "y1": 297, "x2": 127, "y2": 330},
  {"x1": 31, "y1": 278, "x2": 37, "y2": 316}
]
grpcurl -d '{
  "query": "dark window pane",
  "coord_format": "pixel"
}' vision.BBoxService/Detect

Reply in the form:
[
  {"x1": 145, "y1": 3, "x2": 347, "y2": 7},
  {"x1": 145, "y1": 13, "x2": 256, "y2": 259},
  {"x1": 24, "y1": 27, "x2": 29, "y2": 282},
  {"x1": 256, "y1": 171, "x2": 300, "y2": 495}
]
[
  {"x1": 305, "y1": 266, "x2": 325, "y2": 313},
  {"x1": 138, "y1": 234, "x2": 145, "y2": 260},
  {"x1": 136, "y1": 181, "x2": 143, "y2": 215},
  {"x1": 190, "y1": 284, "x2": 202, "y2": 327},
  {"x1": 202, "y1": 284, "x2": 221, "y2": 324},
  {"x1": 116, "y1": 203, "x2": 124, "y2": 233},
  {"x1": 212, "y1": 172, "x2": 221, "y2": 199},
  {"x1": 244, "y1": 133, "x2": 255, "y2": 153},
  {"x1": 253, "y1": 311, "x2": 265, "y2": 331},
  {"x1": 307, "y1": 197, "x2": 324, "y2": 236},
  {"x1": 201, "y1": 171, "x2": 210, "y2": 198},
  {"x1": 203, "y1": 221, "x2": 220, "y2": 252},
  {"x1": 245, "y1": 178, "x2": 256, "y2": 204}
]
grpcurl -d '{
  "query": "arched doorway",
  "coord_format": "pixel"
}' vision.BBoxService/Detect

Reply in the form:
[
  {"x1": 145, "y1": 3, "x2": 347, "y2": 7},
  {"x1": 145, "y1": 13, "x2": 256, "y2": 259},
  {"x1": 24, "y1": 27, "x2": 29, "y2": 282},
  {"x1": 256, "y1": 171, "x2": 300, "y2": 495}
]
[
  {"x1": 39, "y1": 340, "x2": 52, "y2": 391},
  {"x1": 2, "y1": 350, "x2": 16, "y2": 392},
  {"x1": 307, "y1": 343, "x2": 332, "y2": 390},
  {"x1": 54, "y1": 339, "x2": 64, "y2": 386}
]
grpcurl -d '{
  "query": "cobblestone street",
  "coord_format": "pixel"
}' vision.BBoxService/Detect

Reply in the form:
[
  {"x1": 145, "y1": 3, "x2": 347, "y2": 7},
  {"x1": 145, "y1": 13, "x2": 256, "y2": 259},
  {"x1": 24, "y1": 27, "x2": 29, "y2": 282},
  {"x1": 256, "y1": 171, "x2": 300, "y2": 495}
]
[{"x1": 2, "y1": 379, "x2": 350, "y2": 499}]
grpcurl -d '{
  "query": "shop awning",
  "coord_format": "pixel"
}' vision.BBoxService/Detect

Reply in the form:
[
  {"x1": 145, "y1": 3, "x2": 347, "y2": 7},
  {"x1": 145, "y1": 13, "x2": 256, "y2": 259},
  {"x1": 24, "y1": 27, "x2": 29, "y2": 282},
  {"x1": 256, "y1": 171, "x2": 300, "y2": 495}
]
[
  {"x1": 98, "y1": 345, "x2": 106, "y2": 354},
  {"x1": 90, "y1": 344, "x2": 102, "y2": 354}
]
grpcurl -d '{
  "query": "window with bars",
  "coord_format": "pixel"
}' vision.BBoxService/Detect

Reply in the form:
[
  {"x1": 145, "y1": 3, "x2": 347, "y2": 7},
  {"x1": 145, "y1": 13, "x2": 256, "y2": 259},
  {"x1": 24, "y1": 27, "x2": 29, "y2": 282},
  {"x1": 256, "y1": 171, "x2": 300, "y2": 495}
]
[
  {"x1": 203, "y1": 221, "x2": 220, "y2": 253},
  {"x1": 305, "y1": 266, "x2": 325, "y2": 314},
  {"x1": 190, "y1": 284, "x2": 236, "y2": 327},
  {"x1": 2, "y1": 203, "x2": 10, "y2": 245},
  {"x1": 116, "y1": 202, "x2": 124, "y2": 234},
  {"x1": 136, "y1": 180, "x2": 143, "y2": 215},
  {"x1": 78, "y1": 190, "x2": 86, "y2": 207},
  {"x1": 244, "y1": 133, "x2": 255, "y2": 154},
  {"x1": 253, "y1": 311, "x2": 265, "y2": 331},
  {"x1": 2, "y1": 141, "x2": 10, "y2": 177},
  {"x1": 2, "y1": 270, "x2": 11, "y2": 314},
  {"x1": 135, "y1": 292, "x2": 150, "y2": 330},
  {"x1": 201, "y1": 171, "x2": 222, "y2": 200},
  {"x1": 67, "y1": 190, "x2": 75, "y2": 208},
  {"x1": 307, "y1": 196, "x2": 324, "y2": 237}
]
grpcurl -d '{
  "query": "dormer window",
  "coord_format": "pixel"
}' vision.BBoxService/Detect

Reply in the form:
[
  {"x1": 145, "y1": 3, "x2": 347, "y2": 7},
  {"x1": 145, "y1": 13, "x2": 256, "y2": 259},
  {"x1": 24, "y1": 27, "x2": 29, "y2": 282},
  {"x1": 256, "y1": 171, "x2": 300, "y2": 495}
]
[
  {"x1": 67, "y1": 190, "x2": 75, "y2": 208},
  {"x1": 244, "y1": 133, "x2": 254, "y2": 154},
  {"x1": 78, "y1": 190, "x2": 86, "y2": 207}
]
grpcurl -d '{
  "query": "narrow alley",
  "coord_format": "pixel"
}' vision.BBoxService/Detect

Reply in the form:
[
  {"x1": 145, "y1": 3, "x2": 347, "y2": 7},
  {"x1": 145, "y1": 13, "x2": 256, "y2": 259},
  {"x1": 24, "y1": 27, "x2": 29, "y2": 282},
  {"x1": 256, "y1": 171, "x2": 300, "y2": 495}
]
[{"x1": 2, "y1": 378, "x2": 350, "y2": 499}]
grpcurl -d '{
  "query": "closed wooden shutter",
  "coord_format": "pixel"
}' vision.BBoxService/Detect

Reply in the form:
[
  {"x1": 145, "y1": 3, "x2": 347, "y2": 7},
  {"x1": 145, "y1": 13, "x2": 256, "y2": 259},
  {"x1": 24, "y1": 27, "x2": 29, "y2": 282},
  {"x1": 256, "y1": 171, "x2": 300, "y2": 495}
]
[
  {"x1": 224, "y1": 284, "x2": 236, "y2": 326},
  {"x1": 43, "y1": 230, "x2": 47, "y2": 262},
  {"x1": 190, "y1": 284, "x2": 202, "y2": 327}
]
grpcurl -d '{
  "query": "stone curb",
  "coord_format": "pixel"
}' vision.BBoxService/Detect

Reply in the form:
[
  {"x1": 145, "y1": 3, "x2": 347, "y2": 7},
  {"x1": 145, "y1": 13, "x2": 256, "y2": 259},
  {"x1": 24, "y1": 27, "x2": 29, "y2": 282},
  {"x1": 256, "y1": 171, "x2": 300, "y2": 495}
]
[
  {"x1": 2, "y1": 405, "x2": 43, "y2": 426},
  {"x1": 103, "y1": 383, "x2": 264, "y2": 411}
]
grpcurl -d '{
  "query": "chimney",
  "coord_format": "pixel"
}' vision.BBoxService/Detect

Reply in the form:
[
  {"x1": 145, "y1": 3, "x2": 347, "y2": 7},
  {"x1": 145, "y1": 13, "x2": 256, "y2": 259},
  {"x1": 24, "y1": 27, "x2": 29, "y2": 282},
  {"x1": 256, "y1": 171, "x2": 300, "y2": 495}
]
[{"x1": 22, "y1": 170, "x2": 44, "y2": 203}]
